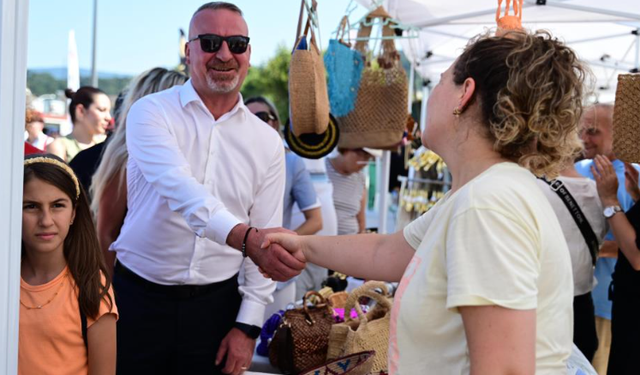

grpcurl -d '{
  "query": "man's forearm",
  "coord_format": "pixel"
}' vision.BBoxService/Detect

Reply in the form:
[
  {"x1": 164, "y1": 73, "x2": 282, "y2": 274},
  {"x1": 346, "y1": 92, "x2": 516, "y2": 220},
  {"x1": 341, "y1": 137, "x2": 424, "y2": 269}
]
[{"x1": 226, "y1": 223, "x2": 251, "y2": 251}]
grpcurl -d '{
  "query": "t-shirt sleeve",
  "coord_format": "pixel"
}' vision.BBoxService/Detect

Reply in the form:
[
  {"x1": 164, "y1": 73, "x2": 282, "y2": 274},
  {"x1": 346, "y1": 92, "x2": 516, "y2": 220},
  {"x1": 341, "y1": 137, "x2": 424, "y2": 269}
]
[
  {"x1": 291, "y1": 157, "x2": 319, "y2": 211},
  {"x1": 445, "y1": 207, "x2": 540, "y2": 312},
  {"x1": 403, "y1": 211, "x2": 430, "y2": 250},
  {"x1": 87, "y1": 281, "x2": 119, "y2": 327}
]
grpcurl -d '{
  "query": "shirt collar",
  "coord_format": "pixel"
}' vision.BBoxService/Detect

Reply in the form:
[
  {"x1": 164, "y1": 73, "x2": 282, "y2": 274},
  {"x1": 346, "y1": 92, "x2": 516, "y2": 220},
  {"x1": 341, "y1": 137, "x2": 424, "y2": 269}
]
[{"x1": 179, "y1": 79, "x2": 248, "y2": 121}]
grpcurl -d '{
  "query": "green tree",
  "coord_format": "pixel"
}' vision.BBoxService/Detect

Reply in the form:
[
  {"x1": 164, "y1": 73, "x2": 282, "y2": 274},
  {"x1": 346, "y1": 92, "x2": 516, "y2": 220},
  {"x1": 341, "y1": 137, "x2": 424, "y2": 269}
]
[
  {"x1": 27, "y1": 72, "x2": 66, "y2": 96},
  {"x1": 241, "y1": 44, "x2": 291, "y2": 122}
]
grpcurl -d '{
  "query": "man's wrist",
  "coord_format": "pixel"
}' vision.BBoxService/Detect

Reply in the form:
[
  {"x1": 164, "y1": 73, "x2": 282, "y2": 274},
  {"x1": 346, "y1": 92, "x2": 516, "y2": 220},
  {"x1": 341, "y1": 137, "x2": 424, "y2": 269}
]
[
  {"x1": 234, "y1": 322, "x2": 261, "y2": 339},
  {"x1": 226, "y1": 223, "x2": 250, "y2": 251}
]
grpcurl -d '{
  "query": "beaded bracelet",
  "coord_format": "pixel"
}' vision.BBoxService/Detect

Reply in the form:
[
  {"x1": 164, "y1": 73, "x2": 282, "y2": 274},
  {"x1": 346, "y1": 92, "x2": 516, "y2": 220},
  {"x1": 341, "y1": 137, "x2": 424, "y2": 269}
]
[{"x1": 242, "y1": 226, "x2": 257, "y2": 258}]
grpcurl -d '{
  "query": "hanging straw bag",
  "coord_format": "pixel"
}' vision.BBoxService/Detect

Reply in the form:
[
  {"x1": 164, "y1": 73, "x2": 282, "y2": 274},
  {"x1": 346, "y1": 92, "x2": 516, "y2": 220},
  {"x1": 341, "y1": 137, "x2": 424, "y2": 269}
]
[
  {"x1": 327, "y1": 281, "x2": 391, "y2": 374},
  {"x1": 324, "y1": 16, "x2": 364, "y2": 117},
  {"x1": 269, "y1": 291, "x2": 335, "y2": 374},
  {"x1": 337, "y1": 10, "x2": 408, "y2": 149},
  {"x1": 289, "y1": 0, "x2": 330, "y2": 137},
  {"x1": 612, "y1": 73, "x2": 640, "y2": 163},
  {"x1": 299, "y1": 351, "x2": 376, "y2": 375}
]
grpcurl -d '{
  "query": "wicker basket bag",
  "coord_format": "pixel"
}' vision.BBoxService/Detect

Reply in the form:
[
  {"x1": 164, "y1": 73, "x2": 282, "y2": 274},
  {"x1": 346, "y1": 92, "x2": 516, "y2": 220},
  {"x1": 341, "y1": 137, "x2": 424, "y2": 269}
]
[
  {"x1": 289, "y1": 0, "x2": 329, "y2": 137},
  {"x1": 269, "y1": 291, "x2": 334, "y2": 374},
  {"x1": 326, "y1": 281, "x2": 391, "y2": 374},
  {"x1": 336, "y1": 12, "x2": 407, "y2": 149},
  {"x1": 613, "y1": 74, "x2": 640, "y2": 163}
]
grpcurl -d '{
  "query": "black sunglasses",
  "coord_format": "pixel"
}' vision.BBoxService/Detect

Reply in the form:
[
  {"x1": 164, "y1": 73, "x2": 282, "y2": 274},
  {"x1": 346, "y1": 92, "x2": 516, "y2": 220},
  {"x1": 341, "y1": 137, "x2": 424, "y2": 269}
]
[
  {"x1": 189, "y1": 34, "x2": 250, "y2": 54},
  {"x1": 254, "y1": 111, "x2": 276, "y2": 123}
]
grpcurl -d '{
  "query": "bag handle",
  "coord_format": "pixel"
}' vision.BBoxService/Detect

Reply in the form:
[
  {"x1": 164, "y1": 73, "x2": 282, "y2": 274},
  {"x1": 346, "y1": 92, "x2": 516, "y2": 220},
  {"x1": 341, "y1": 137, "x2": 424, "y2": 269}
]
[
  {"x1": 302, "y1": 290, "x2": 328, "y2": 325},
  {"x1": 293, "y1": 0, "x2": 320, "y2": 53},
  {"x1": 335, "y1": 16, "x2": 352, "y2": 46},
  {"x1": 344, "y1": 281, "x2": 391, "y2": 323}
]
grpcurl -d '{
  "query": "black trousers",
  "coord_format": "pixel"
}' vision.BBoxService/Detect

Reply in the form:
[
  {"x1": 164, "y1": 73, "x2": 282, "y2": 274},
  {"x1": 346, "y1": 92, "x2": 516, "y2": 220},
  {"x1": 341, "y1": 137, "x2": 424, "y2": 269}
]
[
  {"x1": 573, "y1": 292, "x2": 598, "y2": 362},
  {"x1": 113, "y1": 262, "x2": 242, "y2": 375},
  {"x1": 608, "y1": 287, "x2": 640, "y2": 375}
]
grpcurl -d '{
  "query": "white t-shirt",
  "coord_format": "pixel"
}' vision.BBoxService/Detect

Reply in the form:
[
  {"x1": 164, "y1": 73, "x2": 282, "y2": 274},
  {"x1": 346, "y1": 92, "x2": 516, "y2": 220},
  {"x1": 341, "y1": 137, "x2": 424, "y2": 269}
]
[
  {"x1": 536, "y1": 176, "x2": 608, "y2": 296},
  {"x1": 389, "y1": 162, "x2": 573, "y2": 374}
]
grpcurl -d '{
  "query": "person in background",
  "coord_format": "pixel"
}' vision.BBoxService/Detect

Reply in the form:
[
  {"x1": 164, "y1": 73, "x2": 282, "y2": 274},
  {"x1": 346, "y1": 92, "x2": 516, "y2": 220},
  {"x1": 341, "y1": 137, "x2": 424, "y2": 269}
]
[
  {"x1": 111, "y1": 3, "x2": 303, "y2": 374},
  {"x1": 245, "y1": 95, "x2": 322, "y2": 316},
  {"x1": 327, "y1": 148, "x2": 380, "y2": 235},
  {"x1": 47, "y1": 86, "x2": 112, "y2": 162},
  {"x1": 24, "y1": 108, "x2": 53, "y2": 151},
  {"x1": 264, "y1": 30, "x2": 585, "y2": 373},
  {"x1": 536, "y1": 146, "x2": 608, "y2": 361},
  {"x1": 90, "y1": 68, "x2": 188, "y2": 274},
  {"x1": 574, "y1": 103, "x2": 640, "y2": 373},
  {"x1": 69, "y1": 90, "x2": 127, "y2": 195},
  {"x1": 20, "y1": 154, "x2": 117, "y2": 375},
  {"x1": 592, "y1": 154, "x2": 640, "y2": 375}
]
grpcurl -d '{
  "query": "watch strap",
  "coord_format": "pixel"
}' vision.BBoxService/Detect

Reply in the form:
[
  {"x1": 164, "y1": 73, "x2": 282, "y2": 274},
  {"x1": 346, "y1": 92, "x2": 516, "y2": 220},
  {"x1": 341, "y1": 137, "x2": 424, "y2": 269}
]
[{"x1": 235, "y1": 322, "x2": 261, "y2": 339}]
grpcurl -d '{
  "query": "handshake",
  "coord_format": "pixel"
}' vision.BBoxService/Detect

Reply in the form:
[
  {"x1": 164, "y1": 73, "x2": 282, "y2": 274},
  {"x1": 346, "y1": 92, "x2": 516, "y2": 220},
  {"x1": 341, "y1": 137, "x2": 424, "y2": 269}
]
[{"x1": 227, "y1": 224, "x2": 308, "y2": 281}]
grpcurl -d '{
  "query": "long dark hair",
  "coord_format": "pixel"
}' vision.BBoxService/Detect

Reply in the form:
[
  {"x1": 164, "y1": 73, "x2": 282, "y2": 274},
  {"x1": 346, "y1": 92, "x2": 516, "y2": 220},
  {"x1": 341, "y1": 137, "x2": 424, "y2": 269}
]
[
  {"x1": 23, "y1": 154, "x2": 112, "y2": 319},
  {"x1": 65, "y1": 86, "x2": 106, "y2": 124}
]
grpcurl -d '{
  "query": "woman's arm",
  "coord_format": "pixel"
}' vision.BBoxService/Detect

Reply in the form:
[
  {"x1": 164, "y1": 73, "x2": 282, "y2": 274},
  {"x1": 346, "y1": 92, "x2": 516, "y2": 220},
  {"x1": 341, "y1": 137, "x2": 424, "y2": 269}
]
[
  {"x1": 46, "y1": 139, "x2": 66, "y2": 161},
  {"x1": 97, "y1": 174, "x2": 127, "y2": 276},
  {"x1": 593, "y1": 155, "x2": 640, "y2": 270},
  {"x1": 87, "y1": 313, "x2": 117, "y2": 375},
  {"x1": 294, "y1": 207, "x2": 322, "y2": 235},
  {"x1": 357, "y1": 187, "x2": 367, "y2": 233},
  {"x1": 460, "y1": 305, "x2": 536, "y2": 375},
  {"x1": 263, "y1": 230, "x2": 415, "y2": 282}
]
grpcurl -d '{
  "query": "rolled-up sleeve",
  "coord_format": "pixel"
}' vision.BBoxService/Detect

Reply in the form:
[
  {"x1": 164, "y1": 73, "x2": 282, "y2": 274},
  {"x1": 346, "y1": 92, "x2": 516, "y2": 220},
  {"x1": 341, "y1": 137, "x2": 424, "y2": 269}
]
[
  {"x1": 126, "y1": 98, "x2": 241, "y2": 245},
  {"x1": 237, "y1": 144, "x2": 285, "y2": 326}
]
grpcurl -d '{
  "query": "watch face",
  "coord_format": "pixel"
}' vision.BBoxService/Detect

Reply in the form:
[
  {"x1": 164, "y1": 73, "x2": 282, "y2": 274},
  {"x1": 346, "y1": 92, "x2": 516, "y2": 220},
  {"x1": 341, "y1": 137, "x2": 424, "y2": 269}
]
[{"x1": 604, "y1": 207, "x2": 613, "y2": 217}]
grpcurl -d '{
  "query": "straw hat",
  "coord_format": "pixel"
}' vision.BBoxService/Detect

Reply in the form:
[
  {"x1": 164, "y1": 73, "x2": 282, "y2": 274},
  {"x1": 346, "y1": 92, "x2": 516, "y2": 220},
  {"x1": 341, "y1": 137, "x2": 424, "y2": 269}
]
[
  {"x1": 612, "y1": 73, "x2": 640, "y2": 163},
  {"x1": 284, "y1": 113, "x2": 340, "y2": 159}
]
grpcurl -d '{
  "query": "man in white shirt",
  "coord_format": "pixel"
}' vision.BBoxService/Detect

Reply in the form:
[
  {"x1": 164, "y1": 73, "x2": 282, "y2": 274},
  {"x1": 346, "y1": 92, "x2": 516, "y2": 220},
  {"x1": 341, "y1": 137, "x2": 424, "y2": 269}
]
[{"x1": 111, "y1": 3, "x2": 304, "y2": 374}]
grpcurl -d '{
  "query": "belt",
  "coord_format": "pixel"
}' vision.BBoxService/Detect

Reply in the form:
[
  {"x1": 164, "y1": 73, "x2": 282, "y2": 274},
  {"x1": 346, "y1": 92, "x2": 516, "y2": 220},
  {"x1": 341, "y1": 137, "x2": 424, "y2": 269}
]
[{"x1": 114, "y1": 261, "x2": 238, "y2": 299}]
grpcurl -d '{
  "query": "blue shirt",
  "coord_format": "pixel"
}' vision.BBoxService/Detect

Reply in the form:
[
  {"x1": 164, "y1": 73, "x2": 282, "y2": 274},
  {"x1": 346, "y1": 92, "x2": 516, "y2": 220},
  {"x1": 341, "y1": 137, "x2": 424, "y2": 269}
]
[
  {"x1": 575, "y1": 159, "x2": 640, "y2": 319},
  {"x1": 282, "y1": 151, "x2": 320, "y2": 230}
]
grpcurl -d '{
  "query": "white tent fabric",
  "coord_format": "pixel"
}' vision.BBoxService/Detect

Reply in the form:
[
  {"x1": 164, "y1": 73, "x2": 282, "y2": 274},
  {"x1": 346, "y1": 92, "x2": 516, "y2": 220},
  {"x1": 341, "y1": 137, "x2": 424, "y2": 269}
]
[{"x1": 357, "y1": 0, "x2": 640, "y2": 103}]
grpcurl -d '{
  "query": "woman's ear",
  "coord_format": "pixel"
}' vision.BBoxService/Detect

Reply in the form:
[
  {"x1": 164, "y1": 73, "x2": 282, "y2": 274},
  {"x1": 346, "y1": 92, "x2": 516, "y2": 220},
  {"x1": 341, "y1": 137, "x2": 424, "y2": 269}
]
[
  {"x1": 459, "y1": 77, "x2": 476, "y2": 111},
  {"x1": 75, "y1": 104, "x2": 86, "y2": 121}
]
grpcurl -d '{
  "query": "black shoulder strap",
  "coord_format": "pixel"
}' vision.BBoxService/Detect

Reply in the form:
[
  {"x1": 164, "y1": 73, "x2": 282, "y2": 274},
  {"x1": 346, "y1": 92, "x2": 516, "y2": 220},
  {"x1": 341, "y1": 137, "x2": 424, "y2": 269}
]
[
  {"x1": 79, "y1": 299, "x2": 88, "y2": 349},
  {"x1": 540, "y1": 178, "x2": 599, "y2": 266}
]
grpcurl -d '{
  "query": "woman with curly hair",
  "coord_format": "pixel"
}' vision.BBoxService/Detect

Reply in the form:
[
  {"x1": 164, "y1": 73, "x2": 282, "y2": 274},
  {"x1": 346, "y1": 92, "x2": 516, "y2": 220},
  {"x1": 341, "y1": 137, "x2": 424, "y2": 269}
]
[{"x1": 263, "y1": 30, "x2": 588, "y2": 374}]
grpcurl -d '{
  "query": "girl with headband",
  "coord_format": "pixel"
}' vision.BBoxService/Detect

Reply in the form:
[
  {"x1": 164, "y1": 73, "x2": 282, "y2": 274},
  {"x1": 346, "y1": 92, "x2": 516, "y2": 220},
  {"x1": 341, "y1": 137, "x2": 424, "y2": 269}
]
[{"x1": 19, "y1": 154, "x2": 117, "y2": 374}]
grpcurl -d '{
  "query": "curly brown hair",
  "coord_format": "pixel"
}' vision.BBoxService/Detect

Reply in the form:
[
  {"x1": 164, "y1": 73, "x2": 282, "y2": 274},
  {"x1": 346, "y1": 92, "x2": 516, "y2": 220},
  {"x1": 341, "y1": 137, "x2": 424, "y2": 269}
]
[{"x1": 453, "y1": 30, "x2": 589, "y2": 177}]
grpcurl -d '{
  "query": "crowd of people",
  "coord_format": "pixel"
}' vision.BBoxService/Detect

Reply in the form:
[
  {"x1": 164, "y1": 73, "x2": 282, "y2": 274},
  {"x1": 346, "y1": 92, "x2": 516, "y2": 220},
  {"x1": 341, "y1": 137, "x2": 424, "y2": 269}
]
[{"x1": 18, "y1": 2, "x2": 640, "y2": 375}]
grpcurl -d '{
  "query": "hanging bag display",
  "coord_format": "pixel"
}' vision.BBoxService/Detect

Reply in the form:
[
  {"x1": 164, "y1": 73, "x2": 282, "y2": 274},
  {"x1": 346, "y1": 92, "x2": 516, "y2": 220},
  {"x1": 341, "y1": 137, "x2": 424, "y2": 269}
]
[
  {"x1": 612, "y1": 73, "x2": 640, "y2": 163},
  {"x1": 289, "y1": 0, "x2": 330, "y2": 137},
  {"x1": 324, "y1": 16, "x2": 364, "y2": 117},
  {"x1": 326, "y1": 281, "x2": 391, "y2": 374},
  {"x1": 269, "y1": 291, "x2": 335, "y2": 374},
  {"x1": 337, "y1": 8, "x2": 408, "y2": 150}
]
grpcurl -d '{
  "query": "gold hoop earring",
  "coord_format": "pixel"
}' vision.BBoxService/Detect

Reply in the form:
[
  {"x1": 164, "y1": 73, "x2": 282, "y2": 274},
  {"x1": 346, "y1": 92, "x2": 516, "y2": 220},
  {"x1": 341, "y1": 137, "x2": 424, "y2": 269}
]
[{"x1": 453, "y1": 108, "x2": 462, "y2": 117}]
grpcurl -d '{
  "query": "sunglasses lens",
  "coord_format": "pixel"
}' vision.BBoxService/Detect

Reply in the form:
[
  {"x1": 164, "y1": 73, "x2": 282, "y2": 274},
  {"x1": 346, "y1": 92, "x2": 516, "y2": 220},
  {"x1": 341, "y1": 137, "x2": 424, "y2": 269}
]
[
  {"x1": 200, "y1": 35, "x2": 222, "y2": 53},
  {"x1": 255, "y1": 112, "x2": 271, "y2": 123},
  {"x1": 227, "y1": 36, "x2": 249, "y2": 54}
]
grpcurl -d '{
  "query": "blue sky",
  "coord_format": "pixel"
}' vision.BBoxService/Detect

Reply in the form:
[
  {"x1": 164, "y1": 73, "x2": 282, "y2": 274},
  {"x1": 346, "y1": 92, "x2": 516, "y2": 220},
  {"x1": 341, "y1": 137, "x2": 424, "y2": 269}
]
[{"x1": 28, "y1": 0, "x2": 368, "y2": 76}]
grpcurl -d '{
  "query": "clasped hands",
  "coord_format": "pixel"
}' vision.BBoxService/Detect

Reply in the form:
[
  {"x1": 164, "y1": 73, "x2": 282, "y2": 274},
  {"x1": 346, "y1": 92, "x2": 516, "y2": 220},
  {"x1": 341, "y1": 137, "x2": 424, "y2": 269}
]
[{"x1": 227, "y1": 224, "x2": 306, "y2": 281}]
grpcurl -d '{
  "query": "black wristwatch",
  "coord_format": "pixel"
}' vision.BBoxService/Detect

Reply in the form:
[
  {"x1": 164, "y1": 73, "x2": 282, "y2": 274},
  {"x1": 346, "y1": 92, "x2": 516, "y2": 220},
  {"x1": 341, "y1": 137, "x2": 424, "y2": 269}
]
[{"x1": 234, "y1": 322, "x2": 261, "y2": 339}]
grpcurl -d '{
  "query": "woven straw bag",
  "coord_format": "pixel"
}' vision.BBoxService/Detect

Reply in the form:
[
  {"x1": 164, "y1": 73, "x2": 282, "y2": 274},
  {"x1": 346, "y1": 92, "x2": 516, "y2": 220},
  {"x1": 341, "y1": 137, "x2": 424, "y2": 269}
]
[
  {"x1": 289, "y1": 0, "x2": 329, "y2": 137},
  {"x1": 327, "y1": 281, "x2": 391, "y2": 374},
  {"x1": 613, "y1": 74, "x2": 640, "y2": 163},
  {"x1": 328, "y1": 291, "x2": 349, "y2": 309},
  {"x1": 337, "y1": 14, "x2": 408, "y2": 149},
  {"x1": 269, "y1": 291, "x2": 334, "y2": 374},
  {"x1": 324, "y1": 16, "x2": 364, "y2": 117},
  {"x1": 299, "y1": 351, "x2": 376, "y2": 375}
]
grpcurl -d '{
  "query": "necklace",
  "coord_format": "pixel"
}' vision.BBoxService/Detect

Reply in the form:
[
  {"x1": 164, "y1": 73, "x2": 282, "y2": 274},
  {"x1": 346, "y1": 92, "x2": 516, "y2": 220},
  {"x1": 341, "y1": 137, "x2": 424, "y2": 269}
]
[{"x1": 20, "y1": 271, "x2": 67, "y2": 310}]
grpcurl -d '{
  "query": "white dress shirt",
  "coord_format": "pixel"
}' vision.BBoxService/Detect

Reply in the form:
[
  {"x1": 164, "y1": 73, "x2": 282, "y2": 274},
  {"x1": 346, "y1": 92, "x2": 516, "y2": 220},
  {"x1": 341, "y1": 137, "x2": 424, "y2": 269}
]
[{"x1": 112, "y1": 80, "x2": 284, "y2": 327}]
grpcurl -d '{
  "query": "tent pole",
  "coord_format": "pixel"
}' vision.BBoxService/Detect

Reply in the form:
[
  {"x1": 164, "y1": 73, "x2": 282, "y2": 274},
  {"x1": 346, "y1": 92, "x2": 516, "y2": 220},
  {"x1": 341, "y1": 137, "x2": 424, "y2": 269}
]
[
  {"x1": 0, "y1": 0, "x2": 29, "y2": 372},
  {"x1": 378, "y1": 151, "x2": 391, "y2": 234},
  {"x1": 634, "y1": 29, "x2": 640, "y2": 70},
  {"x1": 542, "y1": 1, "x2": 640, "y2": 21}
]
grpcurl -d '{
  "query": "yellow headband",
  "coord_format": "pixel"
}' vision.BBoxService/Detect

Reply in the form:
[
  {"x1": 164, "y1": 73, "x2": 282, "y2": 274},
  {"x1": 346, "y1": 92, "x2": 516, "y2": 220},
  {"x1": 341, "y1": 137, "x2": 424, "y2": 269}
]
[{"x1": 24, "y1": 157, "x2": 81, "y2": 200}]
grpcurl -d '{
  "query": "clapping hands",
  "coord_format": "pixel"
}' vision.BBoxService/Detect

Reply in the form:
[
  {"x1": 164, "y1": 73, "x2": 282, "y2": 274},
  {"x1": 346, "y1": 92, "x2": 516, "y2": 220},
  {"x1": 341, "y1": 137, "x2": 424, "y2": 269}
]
[{"x1": 592, "y1": 155, "x2": 619, "y2": 206}]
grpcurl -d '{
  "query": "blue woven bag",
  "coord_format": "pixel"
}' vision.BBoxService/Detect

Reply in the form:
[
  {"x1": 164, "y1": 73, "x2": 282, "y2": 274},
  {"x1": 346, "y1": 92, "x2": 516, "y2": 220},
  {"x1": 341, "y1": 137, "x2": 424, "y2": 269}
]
[{"x1": 324, "y1": 17, "x2": 364, "y2": 117}]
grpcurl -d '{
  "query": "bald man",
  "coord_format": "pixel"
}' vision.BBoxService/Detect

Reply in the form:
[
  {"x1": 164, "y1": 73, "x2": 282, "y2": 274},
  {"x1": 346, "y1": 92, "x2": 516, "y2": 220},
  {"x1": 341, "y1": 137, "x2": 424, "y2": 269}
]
[{"x1": 575, "y1": 104, "x2": 640, "y2": 373}]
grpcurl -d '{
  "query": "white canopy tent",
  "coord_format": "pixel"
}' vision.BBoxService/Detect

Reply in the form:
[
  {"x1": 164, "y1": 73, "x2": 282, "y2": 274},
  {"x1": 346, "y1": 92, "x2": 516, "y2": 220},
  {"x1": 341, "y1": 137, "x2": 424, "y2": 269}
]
[{"x1": 355, "y1": 0, "x2": 640, "y2": 232}]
